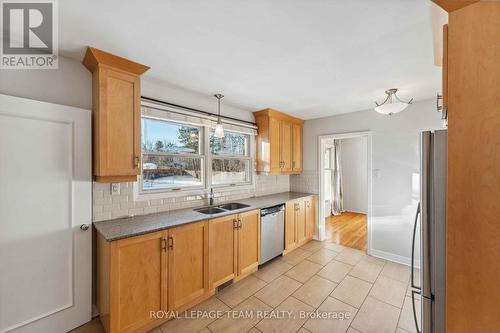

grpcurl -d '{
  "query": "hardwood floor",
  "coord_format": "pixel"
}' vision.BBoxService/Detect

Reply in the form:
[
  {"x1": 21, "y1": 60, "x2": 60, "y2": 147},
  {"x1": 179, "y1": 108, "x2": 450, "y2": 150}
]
[{"x1": 326, "y1": 211, "x2": 367, "y2": 251}]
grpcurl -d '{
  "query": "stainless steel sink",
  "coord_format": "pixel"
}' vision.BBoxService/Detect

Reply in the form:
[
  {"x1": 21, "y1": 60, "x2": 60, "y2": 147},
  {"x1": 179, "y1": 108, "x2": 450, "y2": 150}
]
[
  {"x1": 194, "y1": 207, "x2": 226, "y2": 215},
  {"x1": 194, "y1": 202, "x2": 250, "y2": 214},
  {"x1": 217, "y1": 202, "x2": 251, "y2": 211}
]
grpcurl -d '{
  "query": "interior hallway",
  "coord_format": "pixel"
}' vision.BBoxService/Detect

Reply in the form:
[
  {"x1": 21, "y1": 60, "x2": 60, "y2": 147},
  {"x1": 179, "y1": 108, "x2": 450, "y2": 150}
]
[{"x1": 326, "y1": 212, "x2": 367, "y2": 251}]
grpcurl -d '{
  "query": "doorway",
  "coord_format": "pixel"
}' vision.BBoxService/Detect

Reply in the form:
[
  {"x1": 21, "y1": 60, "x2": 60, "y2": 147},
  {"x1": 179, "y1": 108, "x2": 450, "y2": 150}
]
[{"x1": 318, "y1": 132, "x2": 372, "y2": 253}]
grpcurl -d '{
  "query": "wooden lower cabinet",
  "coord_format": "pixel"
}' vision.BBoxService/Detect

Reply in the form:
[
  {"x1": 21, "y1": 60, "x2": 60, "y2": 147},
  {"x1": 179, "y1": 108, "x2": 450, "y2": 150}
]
[
  {"x1": 284, "y1": 196, "x2": 317, "y2": 254},
  {"x1": 168, "y1": 221, "x2": 210, "y2": 311},
  {"x1": 97, "y1": 221, "x2": 210, "y2": 333},
  {"x1": 236, "y1": 210, "x2": 260, "y2": 279},
  {"x1": 97, "y1": 231, "x2": 168, "y2": 333},
  {"x1": 209, "y1": 215, "x2": 237, "y2": 288},
  {"x1": 209, "y1": 209, "x2": 260, "y2": 289}
]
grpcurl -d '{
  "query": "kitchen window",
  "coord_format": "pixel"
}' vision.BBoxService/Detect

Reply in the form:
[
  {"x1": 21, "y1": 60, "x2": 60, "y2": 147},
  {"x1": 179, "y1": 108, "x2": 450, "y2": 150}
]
[
  {"x1": 141, "y1": 117, "x2": 204, "y2": 192},
  {"x1": 139, "y1": 107, "x2": 255, "y2": 197},
  {"x1": 210, "y1": 130, "x2": 251, "y2": 186}
]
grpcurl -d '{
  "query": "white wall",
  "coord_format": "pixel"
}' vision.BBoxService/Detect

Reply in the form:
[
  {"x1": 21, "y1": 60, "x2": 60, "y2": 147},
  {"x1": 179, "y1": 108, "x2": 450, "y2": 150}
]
[
  {"x1": 340, "y1": 137, "x2": 367, "y2": 214},
  {"x1": 291, "y1": 99, "x2": 443, "y2": 264}
]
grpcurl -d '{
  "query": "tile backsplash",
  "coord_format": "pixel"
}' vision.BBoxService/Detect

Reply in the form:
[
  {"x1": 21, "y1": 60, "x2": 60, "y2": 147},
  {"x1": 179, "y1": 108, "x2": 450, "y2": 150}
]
[
  {"x1": 93, "y1": 174, "x2": 290, "y2": 222},
  {"x1": 290, "y1": 170, "x2": 319, "y2": 194}
]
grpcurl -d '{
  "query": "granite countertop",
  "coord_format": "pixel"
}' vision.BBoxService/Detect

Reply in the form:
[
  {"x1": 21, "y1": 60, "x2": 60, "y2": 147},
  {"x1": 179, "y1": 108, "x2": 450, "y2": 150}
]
[{"x1": 94, "y1": 191, "x2": 315, "y2": 241}]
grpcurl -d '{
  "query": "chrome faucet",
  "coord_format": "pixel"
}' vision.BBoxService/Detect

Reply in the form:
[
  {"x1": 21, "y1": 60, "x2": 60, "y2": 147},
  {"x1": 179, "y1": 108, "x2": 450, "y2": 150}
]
[{"x1": 208, "y1": 188, "x2": 214, "y2": 206}]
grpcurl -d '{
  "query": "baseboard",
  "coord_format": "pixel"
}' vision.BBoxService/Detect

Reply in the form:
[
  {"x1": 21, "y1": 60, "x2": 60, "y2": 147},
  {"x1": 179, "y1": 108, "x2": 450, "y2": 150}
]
[{"x1": 369, "y1": 249, "x2": 420, "y2": 268}]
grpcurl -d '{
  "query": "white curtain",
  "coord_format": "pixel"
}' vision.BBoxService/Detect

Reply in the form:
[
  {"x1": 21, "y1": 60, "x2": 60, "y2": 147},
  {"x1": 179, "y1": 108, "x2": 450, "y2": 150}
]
[{"x1": 330, "y1": 140, "x2": 344, "y2": 215}]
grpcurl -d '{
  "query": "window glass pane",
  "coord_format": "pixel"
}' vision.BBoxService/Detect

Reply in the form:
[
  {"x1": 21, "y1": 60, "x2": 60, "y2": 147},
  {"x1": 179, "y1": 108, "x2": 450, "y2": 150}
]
[
  {"x1": 142, "y1": 155, "x2": 203, "y2": 190},
  {"x1": 212, "y1": 159, "x2": 249, "y2": 185},
  {"x1": 210, "y1": 130, "x2": 249, "y2": 156},
  {"x1": 142, "y1": 118, "x2": 200, "y2": 154}
]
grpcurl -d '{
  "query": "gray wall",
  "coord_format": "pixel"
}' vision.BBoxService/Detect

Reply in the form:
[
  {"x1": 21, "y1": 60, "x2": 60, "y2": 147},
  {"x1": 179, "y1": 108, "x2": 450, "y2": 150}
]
[
  {"x1": 291, "y1": 99, "x2": 443, "y2": 264},
  {"x1": 340, "y1": 136, "x2": 368, "y2": 214}
]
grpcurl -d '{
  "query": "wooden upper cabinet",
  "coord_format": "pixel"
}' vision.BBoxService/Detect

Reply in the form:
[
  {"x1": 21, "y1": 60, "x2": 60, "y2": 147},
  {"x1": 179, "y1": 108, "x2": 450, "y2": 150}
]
[
  {"x1": 292, "y1": 123, "x2": 303, "y2": 172},
  {"x1": 168, "y1": 221, "x2": 209, "y2": 311},
  {"x1": 254, "y1": 108, "x2": 304, "y2": 175},
  {"x1": 83, "y1": 47, "x2": 150, "y2": 183}
]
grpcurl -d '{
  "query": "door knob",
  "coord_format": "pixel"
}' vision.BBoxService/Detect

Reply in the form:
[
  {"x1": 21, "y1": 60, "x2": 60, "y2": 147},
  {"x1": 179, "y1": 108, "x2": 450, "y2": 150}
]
[{"x1": 80, "y1": 224, "x2": 90, "y2": 231}]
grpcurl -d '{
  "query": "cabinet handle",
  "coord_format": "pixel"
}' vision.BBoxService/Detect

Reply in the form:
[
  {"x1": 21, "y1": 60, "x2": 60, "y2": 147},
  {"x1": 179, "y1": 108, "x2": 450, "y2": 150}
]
[
  {"x1": 161, "y1": 238, "x2": 167, "y2": 252},
  {"x1": 135, "y1": 156, "x2": 140, "y2": 169},
  {"x1": 168, "y1": 236, "x2": 174, "y2": 250},
  {"x1": 436, "y1": 93, "x2": 443, "y2": 111},
  {"x1": 238, "y1": 219, "x2": 242, "y2": 229},
  {"x1": 233, "y1": 219, "x2": 239, "y2": 229}
]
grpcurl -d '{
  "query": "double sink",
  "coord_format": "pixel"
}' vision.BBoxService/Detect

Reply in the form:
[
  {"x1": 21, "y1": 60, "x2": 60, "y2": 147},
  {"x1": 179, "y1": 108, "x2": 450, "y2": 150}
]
[{"x1": 194, "y1": 202, "x2": 250, "y2": 215}]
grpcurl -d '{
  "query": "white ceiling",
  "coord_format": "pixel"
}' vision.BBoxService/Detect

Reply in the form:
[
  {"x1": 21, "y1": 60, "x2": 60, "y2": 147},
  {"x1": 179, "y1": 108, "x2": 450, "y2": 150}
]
[{"x1": 60, "y1": 0, "x2": 441, "y2": 119}]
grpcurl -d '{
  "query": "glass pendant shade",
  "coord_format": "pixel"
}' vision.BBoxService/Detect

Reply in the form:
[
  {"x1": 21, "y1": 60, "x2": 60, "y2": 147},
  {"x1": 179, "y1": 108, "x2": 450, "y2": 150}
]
[
  {"x1": 374, "y1": 88, "x2": 413, "y2": 115},
  {"x1": 214, "y1": 121, "x2": 224, "y2": 138}
]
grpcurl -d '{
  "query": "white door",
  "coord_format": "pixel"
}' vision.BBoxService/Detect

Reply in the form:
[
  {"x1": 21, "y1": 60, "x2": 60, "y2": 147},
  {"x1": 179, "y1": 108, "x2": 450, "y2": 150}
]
[{"x1": 0, "y1": 94, "x2": 92, "y2": 333}]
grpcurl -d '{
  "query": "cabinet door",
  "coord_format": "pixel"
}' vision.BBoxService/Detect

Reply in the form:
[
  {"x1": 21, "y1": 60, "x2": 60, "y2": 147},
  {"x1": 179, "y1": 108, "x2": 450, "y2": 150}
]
[
  {"x1": 168, "y1": 221, "x2": 209, "y2": 310},
  {"x1": 292, "y1": 124, "x2": 303, "y2": 173},
  {"x1": 285, "y1": 201, "x2": 297, "y2": 251},
  {"x1": 209, "y1": 215, "x2": 237, "y2": 289},
  {"x1": 305, "y1": 197, "x2": 316, "y2": 240},
  {"x1": 110, "y1": 231, "x2": 167, "y2": 333},
  {"x1": 280, "y1": 120, "x2": 293, "y2": 173},
  {"x1": 237, "y1": 210, "x2": 260, "y2": 278},
  {"x1": 269, "y1": 117, "x2": 282, "y2": 173},
  {"x1": 295, "y1": 200, "x2": 307, "y2": 245},
  {"x1": 96, "y1": 67, "x2": 141, "y2": 180}
]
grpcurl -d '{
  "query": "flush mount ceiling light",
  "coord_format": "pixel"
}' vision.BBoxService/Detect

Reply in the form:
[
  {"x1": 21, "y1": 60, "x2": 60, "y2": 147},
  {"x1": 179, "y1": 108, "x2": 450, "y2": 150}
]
[
  {"x1": 214, "y1": 93, "x2": 225, "y2": 138},
  {"x1": 374, "y1": 88, "x2": 413, "y2": 115}
]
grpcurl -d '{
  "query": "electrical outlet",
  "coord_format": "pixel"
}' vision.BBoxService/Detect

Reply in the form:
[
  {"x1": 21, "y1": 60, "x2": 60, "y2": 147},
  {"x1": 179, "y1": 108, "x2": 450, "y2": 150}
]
[{"x1": 110, "y1": 183, "x2": 120, "y2": 195}]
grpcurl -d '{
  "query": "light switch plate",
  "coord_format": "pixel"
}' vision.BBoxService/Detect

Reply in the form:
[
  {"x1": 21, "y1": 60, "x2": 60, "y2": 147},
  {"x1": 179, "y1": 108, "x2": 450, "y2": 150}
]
[{"x1": 111, "y1": 183, "x2": 120, "y2": 195}]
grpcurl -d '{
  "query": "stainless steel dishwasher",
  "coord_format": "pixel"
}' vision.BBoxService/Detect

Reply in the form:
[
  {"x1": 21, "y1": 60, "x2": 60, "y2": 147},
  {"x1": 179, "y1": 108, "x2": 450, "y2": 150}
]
[{"x1": 260, "y1": 204, "x2": 285, "y2": 264}]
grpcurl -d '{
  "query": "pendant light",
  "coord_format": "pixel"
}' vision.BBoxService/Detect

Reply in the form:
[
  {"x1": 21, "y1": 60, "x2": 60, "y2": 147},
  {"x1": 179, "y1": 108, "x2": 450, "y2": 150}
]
[
  {"x1": 374, "y1": 88, "x2": 413, "y2": 115},
  {"x1": 214, "y1": 93, "x2": 225, "y2": 138}
]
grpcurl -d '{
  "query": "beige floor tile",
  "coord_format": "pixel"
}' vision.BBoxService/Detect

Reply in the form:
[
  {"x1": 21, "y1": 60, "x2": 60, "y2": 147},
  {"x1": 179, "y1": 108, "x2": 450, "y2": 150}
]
[
  {"x1": 380, "y1": 261, "x2": 410, "y2": 283},
  {"x1": 360, "y1": 255, "x2": 386, "y2": 267},
  {"x1": 317, "y1": 260, "x2": 353, "y2": 283},
  {"x1": 253, "y1": 258, "x2": 293, "y2": 283},
  {"x1": 303, "y1": 297, "x2": 357, "y2": 333},
  {"x1": 197, "y1": 329, "x2": 212, "y2": 333},
  {"x1": 217, "y1": 275, "x2": 267, "y2": 308},
  {"x1": 322, "y1": 242, "x2": 347, "y2": 253},
  {"x1": 347, "y1": 328, "x2": 362, "y2": 333},
  {"x1": 307, "y1": 248, "x2": 338, "y2": 266},
  {"x1": 301, "y1": 240, "x2": 324, "y2": 252},
  {"x1": 69, "y1": 318, "x2": 105, "y2": 333},
  {"x1": 293, "y1": 275, "x2": 338, "y2": 308},
  {"x1": 247, "y1": 328, "x2": 262, "y2": 333},
  {"x1": 161, "y1": 296, "x2": 229, "y2": 333},
  {"x1": 281, "y1": 248, "x2": 313, "y2": 266},
  {"x1": 351, "y1": 296, "x2": 401, "y2": 333},
  {"x1": 208, "y1": 296, "x2": 271, "y2": 333},
  {"x1": 256, "y1": 296, "x2": 313, "y2": 333},
  {"x1": 334, "y1": 248, "x2": 365, "y2": 266},
  {"x1": 330, "y1": 276, "x2": 372, "y2": 309},
  {"x1": 369, "y1": 275, "x2": 407, "y2": 308},
  {"x1": 348, "y1": 260, "x2": 383, "y2": 283},
  {"x1": 286, "y1": 260, "x2": 323, "y2": 283},
  {"x1": 254, "y1": 275, "x2": 302, "y2": 308},
  {"x1": 398, "y1": 296, "x2": 421, "y2": 333},
  {"x1": 396, "y1": 328, "x2": 412, "y2": 333},
  {"x1": 148, "y1": 328, "x2": 162, "y2": 333}
]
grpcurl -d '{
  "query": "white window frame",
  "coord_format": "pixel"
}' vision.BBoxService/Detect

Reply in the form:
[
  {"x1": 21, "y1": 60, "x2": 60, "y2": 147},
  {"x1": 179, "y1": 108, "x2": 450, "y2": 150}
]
[
  {"x1": 135, "y1": 111, "x2": 256, "y2": 201},
  {"x1": 208, "y1": 128, "x2": 253, "y2": 189}
]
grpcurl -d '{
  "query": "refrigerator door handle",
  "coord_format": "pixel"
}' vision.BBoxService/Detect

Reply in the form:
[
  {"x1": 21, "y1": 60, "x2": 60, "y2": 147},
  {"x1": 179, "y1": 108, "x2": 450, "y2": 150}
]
[
  {"x1": 411, "y1": 202, "x2": 421, "y2": 290},
  {"x1": 411, "y1": 290, "x2": 422, "y2": 333}
]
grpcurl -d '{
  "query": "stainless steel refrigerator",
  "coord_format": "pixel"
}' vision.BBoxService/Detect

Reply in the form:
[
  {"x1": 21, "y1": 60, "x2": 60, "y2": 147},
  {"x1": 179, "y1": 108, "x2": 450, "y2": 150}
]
[{"x1": 411, "y1": 130, "x2": 447, "y2": 333}]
